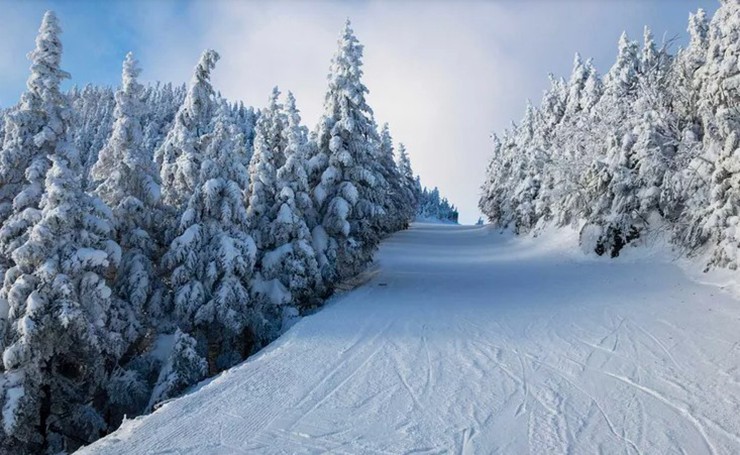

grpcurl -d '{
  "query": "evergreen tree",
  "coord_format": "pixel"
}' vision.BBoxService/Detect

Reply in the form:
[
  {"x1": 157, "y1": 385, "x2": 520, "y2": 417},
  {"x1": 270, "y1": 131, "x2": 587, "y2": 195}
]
[
  {"x1": 0, "y1": 12, "x2": 123, "y2": 453},
  {"x1": 91, "y1": 52, "x2": 164, "y2": 337},
  {"x1": 147, "y1": 329, "x2": 206, "y2": 411},
  {"x1": 259, "y1": 92, "x2": 324, "y2": 318},
  {"x1": 157, "y1": 50, "x2": 220, "y2": 212},
  {"x1": 693, "y1": 0, "x2": 740, "y2": 268},
  {"x1": 0, "y1": 9, "x2": 74, "y2": 287},
  {"x1": 394, "y1": 143, "x2": 419, "y2": 224},
  {"x1": 245, "y1": 89, "x2": 283, "y2": 254},
  {"x1": 161, "y1": 104, "x2": 257, "y2": 372},
  {"x1": 376, "y1": 124, "x2": 407, "y2": 231},
  {"x1": 312, "y1": 20, "x2": 383, "y2": 283}
]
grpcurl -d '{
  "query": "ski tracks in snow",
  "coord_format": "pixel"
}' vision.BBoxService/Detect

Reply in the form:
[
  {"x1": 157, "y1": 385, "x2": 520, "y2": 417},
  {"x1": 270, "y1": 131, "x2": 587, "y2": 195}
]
[{"x1": 80, "y1": 224, "x2": 740, "y2": 455}]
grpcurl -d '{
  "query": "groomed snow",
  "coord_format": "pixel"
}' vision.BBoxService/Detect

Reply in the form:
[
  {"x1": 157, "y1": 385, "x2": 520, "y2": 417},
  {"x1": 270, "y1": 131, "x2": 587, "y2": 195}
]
[{"x1": 78, "y1": 223, "x2": 740, "y2": 454}]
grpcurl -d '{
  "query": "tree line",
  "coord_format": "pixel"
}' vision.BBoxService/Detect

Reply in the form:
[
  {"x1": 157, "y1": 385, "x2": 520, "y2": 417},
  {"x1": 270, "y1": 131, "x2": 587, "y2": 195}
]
[{"x1": 480, "y1": 1, "x2": 740, "y2": 269}]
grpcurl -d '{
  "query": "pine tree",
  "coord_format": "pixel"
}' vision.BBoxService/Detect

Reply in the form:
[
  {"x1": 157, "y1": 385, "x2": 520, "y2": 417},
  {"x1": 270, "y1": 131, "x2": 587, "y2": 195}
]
[
  {"x1": 693, "y1": 0, "x2": 740, "y2": 268},
  {"x1": 312, "y1": 20, "x2": 383, "y2": 283},
  {"x1": 161, "y1": 104, "x2": 257, "y2": 372},
  {"x1": 147, "y1": 329, "x2": 207, "y2": 411},
  {"x1": 91, "y1": 52, "x2": 164, "y2": 337},
  {"x1": 157, "y1": 50, "x2": 220, "y2": 212},
  {"x1": 394, "y1": 143, "x2": 419, "y2": 224},
  {"x1": 245, "y1": 89, "x2": 283, "y2": 254},
  {"x1": 0, "y1": 10, "x2": 73, "y2": 288},
  {"x1": 0, "y1": 11, "x2": 123, "y2": 453},
  {"x1": 376, "y1": 124, "x2": 407, "y2": 232},
  {"x1": 258, "y1": 92, "x2": 324, "y2": 319}
]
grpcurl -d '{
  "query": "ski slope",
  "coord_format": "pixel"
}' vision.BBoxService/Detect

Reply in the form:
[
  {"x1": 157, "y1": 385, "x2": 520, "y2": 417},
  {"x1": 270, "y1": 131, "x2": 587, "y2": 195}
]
[{"x1": 79, "y1": 223, "x2": 740, "y2": 454}]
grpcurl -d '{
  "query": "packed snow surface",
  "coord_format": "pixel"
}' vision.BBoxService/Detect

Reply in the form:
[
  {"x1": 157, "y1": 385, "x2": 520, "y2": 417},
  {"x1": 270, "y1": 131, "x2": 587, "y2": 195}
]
[{"x1": 79, "y1": 223, "x2": 740, "y2": 454}]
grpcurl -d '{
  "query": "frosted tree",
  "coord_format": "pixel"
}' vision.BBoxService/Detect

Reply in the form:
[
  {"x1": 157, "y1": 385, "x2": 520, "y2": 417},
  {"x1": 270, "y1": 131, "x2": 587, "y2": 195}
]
[
  {"x1": 68, "y1": 85, "x2": 116, "y2": 190},
  {"x1": 312, "y1": 20, "x2": 384, "y2": 283},
  {"x1": 157, "y1": 50, "x2": 220, "y2": 211},
  {"x1": 479, "y1": 134, "x2": 504, "y2": 223},
  {"x1": 580, "y1": 60, "x2": 604, "y2": 113},
  {"x1": 161, "y1": 104, "x2": 257, "y2": 372},
  {"x1": 281, "y1": 93, "x2": 319, "y2": 232},
  {"x1": 563, "y1": 53, "x2": 589, "y2": 121},
  {"x1": 0, "y1": 12, "x2": 123, "y2": 453},
  {"x1": 258, "y1": 92, "x2": 324, "y2": 322},
  {"x1": 245, "y1": 89, "x2": 283, "y2": 253},
  {"x1": 143, "y1": 82, "x2": 187, "y2": 157},
  {"x1": 147, "y1": 329, "x2": 207, "y2": 411},
  {"x1": 532, "y1": 76, "x2": 568, "y2": 225},
  {"x1": 0, "y1": 10, "x2": 72, "y2": 287},
  {"x1": 91, "y1": 52, "x2": 165, "y2": 337},
  {"x1": 578, "y1": 32, "x2": 642, "y2": 255},
  {"x1": 509, "y1": 102, "x2": 540, "y2": 232},
  {"x1": 375, "y1": 124, "x2": 406, "y2": 232},
  {"x1": 395, "y1": 142, "x2": 420, "y2": 221},
  {"x1": 84, "y1": 94, "x2": 115, "y2": 189},
  {"x1": 692, "y1": 0, "x2": 740, "y2": 268},
  {"x1": 260, "y1": 87, "x2": 288, "y2": 169},
  {"x1": 670, "y1": 8, "x2": 712, "y2": 246},
  {"x1": 674, "y1": 9, "x2": 709, "y2": 123}
]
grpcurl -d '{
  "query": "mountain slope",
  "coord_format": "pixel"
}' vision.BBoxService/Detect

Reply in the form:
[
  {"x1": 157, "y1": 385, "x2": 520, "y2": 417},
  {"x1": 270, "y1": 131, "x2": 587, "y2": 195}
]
[{"x1": 79, "y1": 223, "x2": 740, "y2": 454}]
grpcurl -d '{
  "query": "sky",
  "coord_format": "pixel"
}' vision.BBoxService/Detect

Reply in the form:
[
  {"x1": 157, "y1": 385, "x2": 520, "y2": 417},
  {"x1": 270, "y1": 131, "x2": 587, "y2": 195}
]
[{"x1": 0, "y1": 0, "x2": 719, "y2": 224}]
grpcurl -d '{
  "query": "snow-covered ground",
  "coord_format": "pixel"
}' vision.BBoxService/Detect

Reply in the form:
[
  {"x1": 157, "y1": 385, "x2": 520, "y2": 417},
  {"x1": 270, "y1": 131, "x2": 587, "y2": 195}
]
[{"x1": 79, "y1": 223, "x2": 740, "y2": 454}]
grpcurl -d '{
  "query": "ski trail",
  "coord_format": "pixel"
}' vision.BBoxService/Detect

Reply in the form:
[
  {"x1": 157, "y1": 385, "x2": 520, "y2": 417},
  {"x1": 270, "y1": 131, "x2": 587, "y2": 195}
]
[
  {"x1": 79, "y1": 224, "x2": 740, "y2": 455},
  {"x1": 603, "y1": 372, "x2": 716, "y2": 455}
]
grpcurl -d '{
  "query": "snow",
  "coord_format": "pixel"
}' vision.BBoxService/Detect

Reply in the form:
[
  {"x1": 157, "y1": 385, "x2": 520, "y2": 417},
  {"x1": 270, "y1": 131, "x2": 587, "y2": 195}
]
[
  {"x1": 78, "y1": 223, "x2": 740, "y2": 454},
  {"x1": 73, "y1": 248, "x2": 110, "y2": 268},
  {"x1": 149, "y1": 334, "x2": 176, "y2": 363},
  {"x1": 2, "y1": 384, "x2": 24, "y2": 434},
  {"x1": 251, "y1": 276, "x2": 291, "y2": 306}
]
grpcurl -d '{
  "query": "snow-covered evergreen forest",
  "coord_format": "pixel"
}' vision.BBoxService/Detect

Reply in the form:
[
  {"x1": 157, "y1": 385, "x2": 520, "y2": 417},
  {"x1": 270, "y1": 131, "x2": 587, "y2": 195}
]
[
  {"x1": 480, "y1": 1, "x2": 740, "y2": 269},
  {"x1": 417, "y1": 186, "x2": 459, "y2": 223},
  {"x1": 0, "y1": 11, "x2": 457, "y2": 453}
]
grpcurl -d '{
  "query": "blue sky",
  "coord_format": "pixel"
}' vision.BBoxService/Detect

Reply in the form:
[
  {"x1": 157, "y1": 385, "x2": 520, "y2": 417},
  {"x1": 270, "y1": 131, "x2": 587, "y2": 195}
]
[{"x1": 0, "y1": 0, "x2": 720, "y2": 223}]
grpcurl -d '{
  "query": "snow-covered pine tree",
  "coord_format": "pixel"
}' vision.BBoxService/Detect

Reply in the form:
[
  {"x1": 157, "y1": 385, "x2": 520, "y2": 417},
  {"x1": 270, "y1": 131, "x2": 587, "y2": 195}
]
[
  {"x1": 673, "y1": 8, "x2": 709, "y2": 124},
  {"x1": 245, "y1": 88, "x2": 284, "y2": 254},
  {"x1": 160, "y1": 103, "x2": 257, "y2": 374},
  {"x1": 509, "y1": 101, "x2": 540, "y2": 232},
  {"x1": 532, "y1": 75, "x2": 568, "y2": 225},
  {"x1": 143, "y1": 82, "x2": 187, "y2": 158},
  {"x1": 258, "y1": 92, "x2": 324, "y2": 321},
  {"x1": 262, "y1": 87, "x2": 288, "y2": 169},
  {"x1": 376, "y1": 124, "x2": 407, "y2": 232},
  {"x1": 147, "y1": 329, "x2": 206, "y2": 411},
  {"x1": 579, "y1": 31, "x2": 642, "y2": 255},
  {"x1": 691, "y1": 0, "x2": 740, "y2": 269},
  {"x1": 394, "y1": 142, "x2": 419, "y2": 225},
  {"x1": 479, "y1": 133, "x2": 505, "y2": 224},
  {"x1": 68, "y1": 84, "x2": 116, "y2": 190},
  {"x1": 157, "y1": 50, "x2": 220, "y2": 212},
  {"x1": 0, "y1": 10, "x2": 73, "y2": 289},
  {"x1": 91, "y1": 52, "x2": 164, "y2": 341},
  {"x1": 0, "y1": 11, "x2": 123, "y2": 453},
  {"x1": 670, "y1": 8, "x2": 712, "y2": 249},
  {"x1": 83, "y1": 90, "x2": 115, "y2": 189},
  {"x1": 281, "y1": 93, "x2": 319, "y2": 233},
  {"x1": 312, "y1": 20, "x2": 384, "y2": 283}
]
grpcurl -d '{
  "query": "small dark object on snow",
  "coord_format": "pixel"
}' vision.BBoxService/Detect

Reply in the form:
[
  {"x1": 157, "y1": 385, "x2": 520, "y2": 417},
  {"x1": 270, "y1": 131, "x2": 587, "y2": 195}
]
[{"x1": 378, "y1": 283, "x2": 388, "y2": 287}]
